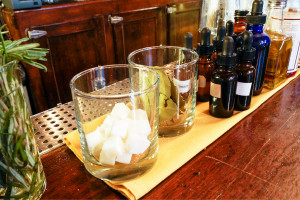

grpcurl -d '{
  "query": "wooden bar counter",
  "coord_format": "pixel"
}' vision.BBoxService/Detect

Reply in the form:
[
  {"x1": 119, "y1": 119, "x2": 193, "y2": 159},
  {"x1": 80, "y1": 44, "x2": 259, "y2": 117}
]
[{"x1": 39, "y1": 75, "x2": 300, "y2": 199}]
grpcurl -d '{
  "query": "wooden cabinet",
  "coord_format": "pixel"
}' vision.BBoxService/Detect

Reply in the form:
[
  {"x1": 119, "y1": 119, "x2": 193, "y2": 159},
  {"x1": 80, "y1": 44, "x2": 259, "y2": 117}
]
[
  {"x1": 167, "y1": 1, "x2": 202, "y2": 47},
  {"x1": 112, "y1": 7, "x2": 166, "y2": 64},
  {"x1": 29, "y1": 15, "x2": 115, "y2": 110},
  {"x1": 1, "y1": 0, "x2": 202, "y2": 113}
]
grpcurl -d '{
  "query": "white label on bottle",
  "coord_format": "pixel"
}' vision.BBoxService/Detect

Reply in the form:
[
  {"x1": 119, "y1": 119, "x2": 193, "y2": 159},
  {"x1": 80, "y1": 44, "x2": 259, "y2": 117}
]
[
  {"x1": 287, "y1": 39, "x2": 300, "y2": 73},
  {"x1": 198, "y1": 75, "x2": 206, "y2": 88},
  {"x1": 236, "y1": 82, "x2": 252, "y2": 96},
  {"x1": 173, "y1": 78, "x2": 191, "y2": 93},
  {"x1": 210, "y1": 82, "x2": 221, "y2": 98},
  {"x1": 272, "y1": 14, "x2": 300, "y2": 73}
]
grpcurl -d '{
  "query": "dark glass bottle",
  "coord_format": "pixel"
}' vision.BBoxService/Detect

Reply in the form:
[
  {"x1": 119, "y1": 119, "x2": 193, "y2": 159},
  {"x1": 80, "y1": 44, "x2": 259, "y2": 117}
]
[
  {"x1": 245, "y1": 0, "x2": 270, "y2": 95},
  {"x1": 233, "y1": 10, "x2": 249, "y2": 37},
  {"x1": 235, "y1": 31, "x2": 256, "y2": 111},
  {"x1": 197, "y1": 27, "x2": 215, "y2": 102},
  {"x1": 226, "y1": 20, "x2": 234, "y2": 37},
  {"x1": 209, "y1": 36, "x2": 237, "y2": 118},
  {"x1": 211, "y1": 26, "x2": 226, "y2": 64},
  {"x1": 233, "y1": 10, "x2": 249, "y2": 49},
  {"x1": 173, "y1": 32, "x2": 194, "y2": 100},
  {"x1": 183, "y1": 32, "x2": 193, "y2": 50}
]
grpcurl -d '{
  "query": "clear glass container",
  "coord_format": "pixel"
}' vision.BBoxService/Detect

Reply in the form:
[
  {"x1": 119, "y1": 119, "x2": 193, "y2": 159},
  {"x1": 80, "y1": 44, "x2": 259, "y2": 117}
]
[
  {"x1": 70, "y1": 65, "x2": 159, "y2": 182},
  {"x1": 264, "y1": 0, "x2": 293, "y2": 89},
  {"x1": 199, "y1": 0, "x2": 248, "y2": 39},
  {"x1": 0, "y1": 61, "x2": 46, "y2": 199},
  {"x1": 284, "y1": 3, "x2": 300, "y2": 77},
  {"x1": 128, "y1": 46, "x2": 198, "y2": 137}
]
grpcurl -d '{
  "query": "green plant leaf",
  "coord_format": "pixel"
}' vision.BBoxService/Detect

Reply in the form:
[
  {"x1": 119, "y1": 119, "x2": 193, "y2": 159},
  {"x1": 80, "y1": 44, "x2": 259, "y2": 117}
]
[
  {"x1": 22, "y1": 59, "x2": 47, "y2": 71},
  {"x1": 6, "y1": 43, "x2": 40, "y2": 53}
]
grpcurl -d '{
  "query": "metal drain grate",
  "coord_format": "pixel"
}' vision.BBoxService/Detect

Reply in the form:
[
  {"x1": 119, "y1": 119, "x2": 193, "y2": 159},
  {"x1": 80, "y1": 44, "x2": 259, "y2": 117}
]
[
  {"x1": 31, "y1": 78, "x2": 131, "y2": 155},
  {"x1": 31, "y1": 102, "x2": 77, "y2": 155}
]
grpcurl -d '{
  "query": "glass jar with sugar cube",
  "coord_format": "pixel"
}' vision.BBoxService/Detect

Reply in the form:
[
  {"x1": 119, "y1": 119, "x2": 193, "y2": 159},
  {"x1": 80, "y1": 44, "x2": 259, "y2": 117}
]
[
  {"x1": 70, "y1": 65, "x2": 159, "y2": 182},
  {"x1": 128, "y1": 46, "x2": 199, "y2": 137}
]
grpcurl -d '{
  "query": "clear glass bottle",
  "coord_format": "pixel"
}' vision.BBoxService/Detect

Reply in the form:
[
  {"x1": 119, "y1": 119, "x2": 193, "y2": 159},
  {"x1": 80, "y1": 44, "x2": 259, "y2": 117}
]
[
  {"x1": 199, "y1": 0, "x2": 237, "y2": 39},
  {"x1": 284, "y1": 2, "x2": 300, "y2": 77},
  {"x1": 264, "y1": 0, "x2": 293, "y2": 89}
]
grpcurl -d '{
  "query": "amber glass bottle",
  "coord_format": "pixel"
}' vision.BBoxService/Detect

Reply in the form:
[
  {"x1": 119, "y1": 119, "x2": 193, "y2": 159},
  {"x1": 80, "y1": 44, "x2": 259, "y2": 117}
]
[
  {"x1": 264, "y1": 0, "x2": 293, "y2": 89},
  {"x1": 233, "y1": 10, "x2": 249, "y2": 36},
  {"x1": 235, "y1": 31, "x2": 256, "y2": 111},
  {"x1": 211, "y1": 26, "x2": 226, "y2": 64},
  {"x1": 197, "y1": 27, "x2": 215, "y2": 102},
  {"x1": 233, "y1": 10, "x2": 249, "y2": 50},
  {"x1": 209, "y1": 36, "x2": 237, "y2": 118}
]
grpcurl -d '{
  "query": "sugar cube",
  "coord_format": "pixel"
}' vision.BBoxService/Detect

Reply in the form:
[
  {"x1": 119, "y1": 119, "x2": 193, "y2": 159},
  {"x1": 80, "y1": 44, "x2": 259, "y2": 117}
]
[
  {"x1": 125, "y1": 134, "x2": 150, "y2": 154},
  {"x1": 85, "y1": 127, "x2": 104, "y2": 153},
  {"x1": 127, "y1": 119, "x2": 151, "y2": 136},
  {"x1": 99, "y1": 115, "x2": 115, "y2": 137},
  {"x1": 92, "y1": 141, "x2": 105, "y2": 160},
  {"x1": 111, "y1": 103, "x2": 130, "y2": 120},
  {"x1": 101, "y1": 135, "x2": 124, "y2": 157},
  {"x1": 100, "y1": 151, "x2": 116, "y2": 165},
  {"x1": 116, "y1": 152, "x2": 132, "y2": 164},
  {"x1": 129, "y1": 109, "x2": 148, "y2": 121},
  {"x1": 110, "y1": 119, "x2": 128, "y2": 138}
]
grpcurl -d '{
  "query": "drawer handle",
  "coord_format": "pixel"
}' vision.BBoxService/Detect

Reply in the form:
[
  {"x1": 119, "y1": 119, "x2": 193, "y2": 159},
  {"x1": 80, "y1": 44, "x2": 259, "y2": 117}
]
[
  {"x1": 167, "y1": 6, "x2": 177, "y2": 14},
  {"x1": 26, "y1": 29, "x2": 47, "y2": 39},
  {"x1": 109, "y1": 15, "x2": 124, "y2": 24}
]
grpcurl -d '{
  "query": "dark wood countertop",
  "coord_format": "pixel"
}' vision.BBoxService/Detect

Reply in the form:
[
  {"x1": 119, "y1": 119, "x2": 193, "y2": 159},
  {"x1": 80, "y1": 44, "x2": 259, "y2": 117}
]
[{"x1": 40, "y1": 75, "x2": 300, "y2": 199}]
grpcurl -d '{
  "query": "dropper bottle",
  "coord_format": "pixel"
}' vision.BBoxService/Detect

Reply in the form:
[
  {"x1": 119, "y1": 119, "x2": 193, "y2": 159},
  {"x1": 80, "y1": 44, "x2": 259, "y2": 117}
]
[
  {"x1": 211, "y1": 26, "x2": 226, "y2": 64},
  {"x1": 233, "y1": 10, "x2": 249, "y2": 37},
  {"x1": 226, "y1": 20, "x2": 235, "y2": 51},
  {"x1": 197, "y1": 27, "x2": 215, "y2": 102},
  {"x1": 235, "y1": 31, "x2": 256, "y2": 111},
  {"x1": 209, "y1": 36, "x2": 238, "y2": 118},
  {"x1": 245, "y1": 0, "x2": 270, "y2": 95},
  {"x1": 184, "y1": 32, "x2": 193, "y2": 50},
  {"x1": 173, "y1": 32, "x2": 194, "y2": 99},
  {"x1": 226, "y1": 20, "x2": 234, "y2": 37}
]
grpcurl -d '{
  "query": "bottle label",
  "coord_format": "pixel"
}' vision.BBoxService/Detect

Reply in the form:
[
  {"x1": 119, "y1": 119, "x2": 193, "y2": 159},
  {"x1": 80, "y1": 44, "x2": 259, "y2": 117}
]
[
  {"x1": 272, "y1": 13, "x2": 300, "y2": 73},
  {"x1": 236, "y1": 82, "x2": 252, "y2": 96},
  {"x1": 173, "y1": 78, "x2": 191, "y2": 93},
  {"x1": 210, "y1": 82, "x2": 221, "y2": 98},
  {"x1": 198, "y1": 75, "x2": 206, "y2": 88}
]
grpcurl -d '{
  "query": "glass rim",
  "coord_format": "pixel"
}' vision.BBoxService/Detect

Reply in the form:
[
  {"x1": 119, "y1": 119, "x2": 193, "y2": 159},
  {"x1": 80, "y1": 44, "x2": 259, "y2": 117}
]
[
  {"x1": 127, "y1": 45, "x2": 199, "y2": 70},
  {"x1": 0, "y1": 60, "x2": 18, "y2": 72},
  {"x1": 69, "y1": 64, "x2": 160, "y2": 99}
]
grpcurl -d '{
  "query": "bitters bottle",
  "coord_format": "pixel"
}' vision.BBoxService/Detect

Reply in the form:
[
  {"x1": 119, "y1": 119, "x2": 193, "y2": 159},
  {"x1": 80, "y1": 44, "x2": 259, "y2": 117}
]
[{"x1": 209, "y1": 36, "x2": 238, "y2": 118}]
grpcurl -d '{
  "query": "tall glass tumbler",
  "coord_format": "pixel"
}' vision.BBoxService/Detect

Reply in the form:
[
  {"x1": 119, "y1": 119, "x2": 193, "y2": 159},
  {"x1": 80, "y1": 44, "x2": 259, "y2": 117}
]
[
  {"x1": 128, "y1": 46, "x2": 199, "y2": 137},
  {"x1": 70, "y1": 65, "x2": 159, "y2": 182}
]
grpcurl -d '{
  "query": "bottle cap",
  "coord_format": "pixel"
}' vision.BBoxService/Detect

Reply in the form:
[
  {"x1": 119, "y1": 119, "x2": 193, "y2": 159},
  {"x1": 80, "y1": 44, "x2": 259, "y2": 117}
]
[
  {"x1": 268, "y1": 0, "x2": 287, "y2": 8},
  {"x1": 217, "y1": 36, "x2": 236, "y2": 66},
  {"x1": 246, "y1": 0, "x2": 267, "y2": 25},
  {"x1": 226, "y1": 20, "x2": 234, "y2": 37},
  {"x1": 197, "y1": 27, "x2": 214, "y2": 56},
  {"x1": 213, "y1": 26, "x2": 226, "y2": 52},
  {"x1": 234, "y1": 10, "x2": 249, "y2": 17},
  {"x1": 184, "y1": 32, "x2": 193, "y2": 49},
  {"x1": 237, "y1": 30, "x2": 256, "y2": 62}
]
